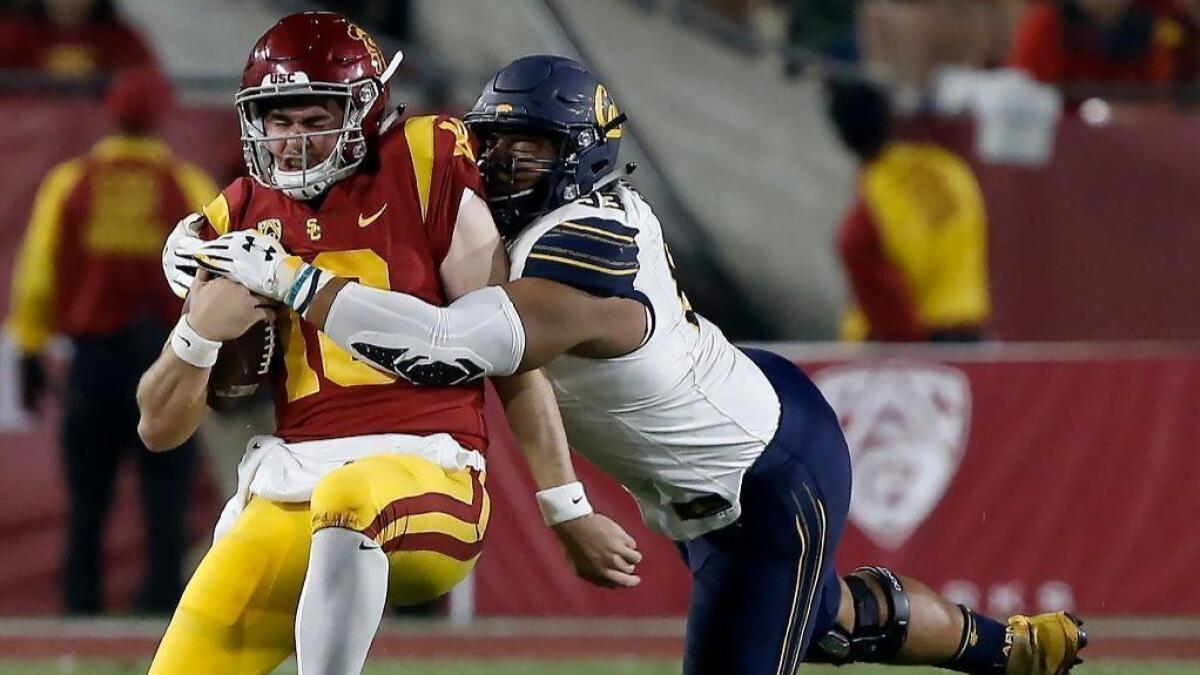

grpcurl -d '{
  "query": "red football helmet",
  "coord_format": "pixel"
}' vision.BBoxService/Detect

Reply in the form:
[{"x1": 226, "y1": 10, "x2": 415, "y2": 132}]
[{"x1": 236, "y1": 12, "x2": 403, "y2": 200}]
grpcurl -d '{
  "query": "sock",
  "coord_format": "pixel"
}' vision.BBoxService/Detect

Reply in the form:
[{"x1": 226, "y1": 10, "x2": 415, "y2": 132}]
[
  {"x1": 296, "y1": 528, "x2": 388, "y2": 675},
  {"x1": 941, "y1": 605, "x2": 1009, "y2": 674}
]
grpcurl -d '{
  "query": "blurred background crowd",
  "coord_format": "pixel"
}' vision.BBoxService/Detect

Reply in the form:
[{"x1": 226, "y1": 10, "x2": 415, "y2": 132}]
[{"x1": 0, "y1": 0, "x2": 1196, "y2": 636}]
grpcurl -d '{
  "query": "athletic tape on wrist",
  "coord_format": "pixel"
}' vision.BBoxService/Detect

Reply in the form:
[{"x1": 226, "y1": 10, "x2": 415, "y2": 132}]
[
  {"x1": 535, "y1": 481, "x2": 593, "y2": 526},
  {"x1": 171, "y1": 315, "x2": 221, "y2": 368},
  {"x1": 284, "y1": 263, "x2": 333, "y2": 318}
]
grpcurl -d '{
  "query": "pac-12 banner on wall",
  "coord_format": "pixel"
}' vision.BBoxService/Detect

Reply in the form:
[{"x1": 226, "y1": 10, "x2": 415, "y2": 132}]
[
  {"x1": 472, "y1": 344, "x2": 1200, "y2": 618},
  {"x1": 1, "y1": 340, "x2": 1197, "y2": 616},
  {"x1": 800, "y1": 347, "x2": 1200, "y2": 618}
]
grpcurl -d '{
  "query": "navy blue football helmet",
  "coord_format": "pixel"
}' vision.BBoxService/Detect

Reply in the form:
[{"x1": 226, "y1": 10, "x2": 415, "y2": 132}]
[{"x1": 464, "y1": 55, "x2": 627, "y2": 235}]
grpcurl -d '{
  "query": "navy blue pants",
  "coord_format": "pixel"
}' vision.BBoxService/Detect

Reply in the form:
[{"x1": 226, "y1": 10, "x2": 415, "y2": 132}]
[{"x1": 679, "y1": 349, "x2": 852, "y2": 674}]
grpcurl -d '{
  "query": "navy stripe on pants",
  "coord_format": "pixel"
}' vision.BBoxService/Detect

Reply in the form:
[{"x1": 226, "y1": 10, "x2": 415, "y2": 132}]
[{"x1": 679, "y1": 349, "x2": 852, "y2": 674}]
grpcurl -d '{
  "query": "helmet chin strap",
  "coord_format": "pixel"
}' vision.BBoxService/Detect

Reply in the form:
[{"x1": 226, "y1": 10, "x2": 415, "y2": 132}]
[
  {"x1": 272, "y1": 148, "x2": 343, "y2": 200},
  {"x1": 375, "y1": 51, "x2": 406, "y2": 134},
  {"x1": 381, "y1": 50, "x2": 404, "y2": 84},
  {"x1": 587, "y1": 161, "x2": 638, "y2": 192}
]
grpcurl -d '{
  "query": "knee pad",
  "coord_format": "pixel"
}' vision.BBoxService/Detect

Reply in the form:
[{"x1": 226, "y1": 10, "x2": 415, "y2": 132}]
[{"x1": 810, "y1": 566, "x2": 911, "y2": 665}]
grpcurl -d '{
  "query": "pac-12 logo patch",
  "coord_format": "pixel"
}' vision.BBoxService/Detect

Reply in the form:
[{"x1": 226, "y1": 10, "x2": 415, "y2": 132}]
[
  {"x1": 813, "y1": 362, "x2": 971, "y2": 550},
  {"x1": 255, "y1": 218, "x2": 282, "y2": 240}
]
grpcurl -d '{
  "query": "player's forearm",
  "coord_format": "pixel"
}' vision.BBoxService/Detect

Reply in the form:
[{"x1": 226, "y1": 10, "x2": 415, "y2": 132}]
[
  {"x1": 136, "y1": 347, "x2": 209, "y2": 451},
  {"x1": 492, "y1": 369, "x2": 577, "y2": 490},
  {"x1": 303, "y1": 277, "x2": 529, "y2": 383},
  {"x1": 302, "y1": 275, "x2": 614, "y2": 385},
  {"x1": 493, "y1": 369, "x2": 596, "y2": 527}
]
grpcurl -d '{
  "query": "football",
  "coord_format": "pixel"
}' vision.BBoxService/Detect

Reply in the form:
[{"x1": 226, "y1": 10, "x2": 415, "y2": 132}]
[
  {"x1": 208, "y1": 319, "x2": 276, "y2": 404},
  {"x1": 181, "y1": 292, "x2": 276, "y2": 407}
]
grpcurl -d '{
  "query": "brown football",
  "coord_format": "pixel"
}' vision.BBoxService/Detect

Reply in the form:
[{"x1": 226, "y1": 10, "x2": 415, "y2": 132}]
[
  {"x1": 208, "y1": 319, "x2": 276, "y2": 403},
  {"x1": 181, "y1": 293, "x2": 276, "y2": 407}
]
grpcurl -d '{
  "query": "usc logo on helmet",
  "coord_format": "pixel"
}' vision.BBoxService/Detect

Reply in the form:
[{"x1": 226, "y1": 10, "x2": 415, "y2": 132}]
[
  {"x1": 347, "y1": 23, "x2": 385, "y2": 74},
  {"x1": 593, "y1": 85, "x2": 623, "y2": 139}
]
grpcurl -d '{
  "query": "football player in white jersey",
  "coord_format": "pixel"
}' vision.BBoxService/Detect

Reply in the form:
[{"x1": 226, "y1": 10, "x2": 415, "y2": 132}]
[{"x1": 186, "y1": 56, "x2": 1086, "y2": 675}]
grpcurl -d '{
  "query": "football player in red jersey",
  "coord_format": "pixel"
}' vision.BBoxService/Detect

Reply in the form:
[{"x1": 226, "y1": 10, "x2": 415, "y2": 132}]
[{"x1": 137, "y1": 13, "x2": 639, "y2": 674}]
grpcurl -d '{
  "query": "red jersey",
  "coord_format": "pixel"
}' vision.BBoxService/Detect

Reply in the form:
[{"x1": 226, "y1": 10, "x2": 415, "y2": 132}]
[{"x1": 199, "y1": 115, "x2": 488, "y2": 448}]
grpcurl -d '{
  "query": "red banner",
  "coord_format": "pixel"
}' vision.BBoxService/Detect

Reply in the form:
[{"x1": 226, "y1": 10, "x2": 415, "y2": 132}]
[
  {"x1": 1, "y1": 343, "x2": 1198, "y2": 617},
  {"x1": 472, "y1": 345, "x2": 1200, "y2": 618}
]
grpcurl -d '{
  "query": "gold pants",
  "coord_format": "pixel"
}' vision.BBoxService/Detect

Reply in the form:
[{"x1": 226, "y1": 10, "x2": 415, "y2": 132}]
[{"x1": 149, "y1": 454, "x2": 489, "y2": 674}]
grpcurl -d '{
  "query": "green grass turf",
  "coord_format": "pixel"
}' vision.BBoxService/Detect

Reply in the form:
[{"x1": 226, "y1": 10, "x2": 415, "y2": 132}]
[{"x1": 0, "y1": 660, "x2": 1194, "y2": 675}]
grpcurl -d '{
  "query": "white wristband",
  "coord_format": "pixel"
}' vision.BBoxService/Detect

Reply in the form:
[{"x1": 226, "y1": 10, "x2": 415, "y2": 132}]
[
  {"x1": 535, "y1": 481, "x2": 593, "y2": 526},
  {"x1": 171, "y1": 315, "x2": 221, "y2": 368}
]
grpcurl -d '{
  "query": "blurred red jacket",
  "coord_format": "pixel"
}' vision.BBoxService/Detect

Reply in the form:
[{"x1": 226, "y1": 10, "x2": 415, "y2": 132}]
[
  {"x1": 0, "y1": 16, "x2": 154, "y2": 79},
  {"x1": 5, "y1": 136, "x2": 216, "y2": 353}
]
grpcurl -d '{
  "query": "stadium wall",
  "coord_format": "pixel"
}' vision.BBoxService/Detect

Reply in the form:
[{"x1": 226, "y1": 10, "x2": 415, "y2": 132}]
[{"x1": 0, "y1": 100, "x2": 1197, "y2": 617}]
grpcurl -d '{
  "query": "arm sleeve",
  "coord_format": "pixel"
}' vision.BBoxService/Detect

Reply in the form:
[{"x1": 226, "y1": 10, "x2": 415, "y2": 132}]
[
  {"x1": 518, "y1": 217, "x2": 644, "y2": 301},
  {"x1": 838, "y1": 194, "x2": 925, "y2": 342},
  {"x1": 322, "y1": 282, "x2": 526, "y2": 386},
  {"x1": 5, "y1": 159, "x2": 84, "y2": 353}
]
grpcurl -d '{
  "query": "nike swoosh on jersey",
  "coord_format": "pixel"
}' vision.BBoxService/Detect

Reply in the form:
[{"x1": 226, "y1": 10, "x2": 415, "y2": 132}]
[{"x1": 358, "y1": 203, "x2": 388, "y2": 228}]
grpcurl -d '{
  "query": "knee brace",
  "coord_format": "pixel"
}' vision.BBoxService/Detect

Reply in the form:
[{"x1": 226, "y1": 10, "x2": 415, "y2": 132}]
[{"x1": 810, "y1": 566, "x2": 911, "y2": 665}]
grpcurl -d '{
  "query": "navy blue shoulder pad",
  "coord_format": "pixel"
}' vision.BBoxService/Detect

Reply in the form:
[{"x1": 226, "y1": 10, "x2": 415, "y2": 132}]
[{"x1": 521, "y1": 217, "x2": 641, "y2": 298}]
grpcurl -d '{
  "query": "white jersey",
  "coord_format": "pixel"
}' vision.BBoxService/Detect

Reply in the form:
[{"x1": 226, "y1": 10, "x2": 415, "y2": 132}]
[{"x1": 508, "y1": 182, "x2": 781, "y2": 540}]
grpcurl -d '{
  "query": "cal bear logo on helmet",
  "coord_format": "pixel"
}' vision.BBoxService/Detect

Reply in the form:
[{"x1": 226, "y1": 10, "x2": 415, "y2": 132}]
[{"x1": 594, "y1": 85, "x2": 622, "y2": 139}]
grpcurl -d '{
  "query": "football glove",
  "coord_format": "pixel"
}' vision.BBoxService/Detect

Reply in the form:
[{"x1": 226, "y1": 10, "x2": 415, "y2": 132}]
[
  {"x1": 162, "y1": 213, "x2": 207, "y2": 298},
  {"x1": 193, "y1": 230, "x2": 300, "y2": 302}
]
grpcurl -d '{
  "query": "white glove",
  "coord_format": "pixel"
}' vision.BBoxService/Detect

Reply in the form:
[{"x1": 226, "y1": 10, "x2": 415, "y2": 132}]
[
  {"x1": 162, "y1": 213, "x2": 205, "y2": 298},
  {"x1": 193, "y1": 230, "x2": 298, "y2": 301}
]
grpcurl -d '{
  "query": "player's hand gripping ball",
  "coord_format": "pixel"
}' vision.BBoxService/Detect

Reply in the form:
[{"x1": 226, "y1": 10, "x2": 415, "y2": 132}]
[
  {"x1": 183, "y1": 270, "x2": 278, "y2": 405},
  {"x1": 193, "y1": 231, "x2": 299, "y2": 302}
]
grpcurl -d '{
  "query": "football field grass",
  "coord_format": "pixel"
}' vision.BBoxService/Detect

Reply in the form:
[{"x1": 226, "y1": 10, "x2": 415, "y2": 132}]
[{"x1": 0, "y1": 660, "x2": 1195, "y2": 674}]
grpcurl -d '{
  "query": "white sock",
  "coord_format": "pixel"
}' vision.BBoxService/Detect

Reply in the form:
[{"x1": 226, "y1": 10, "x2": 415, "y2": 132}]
[{"x1": 296, "y1": 528, "x2": 388, "y2": 675}]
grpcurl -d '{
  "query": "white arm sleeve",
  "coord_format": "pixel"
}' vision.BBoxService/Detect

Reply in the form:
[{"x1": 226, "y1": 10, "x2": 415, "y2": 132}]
[{"x1": 323, "y1": 282, "x2": 527, "y2": 386}]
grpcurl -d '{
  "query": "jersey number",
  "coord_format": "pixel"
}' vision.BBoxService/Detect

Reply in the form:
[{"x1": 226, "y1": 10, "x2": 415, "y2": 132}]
[
  {"x1": 282, "y1": 249, "x2": 394, "y2": 402},
  {"x1": 664, "y1": 243, "x2": 699, "y2": 327}
]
